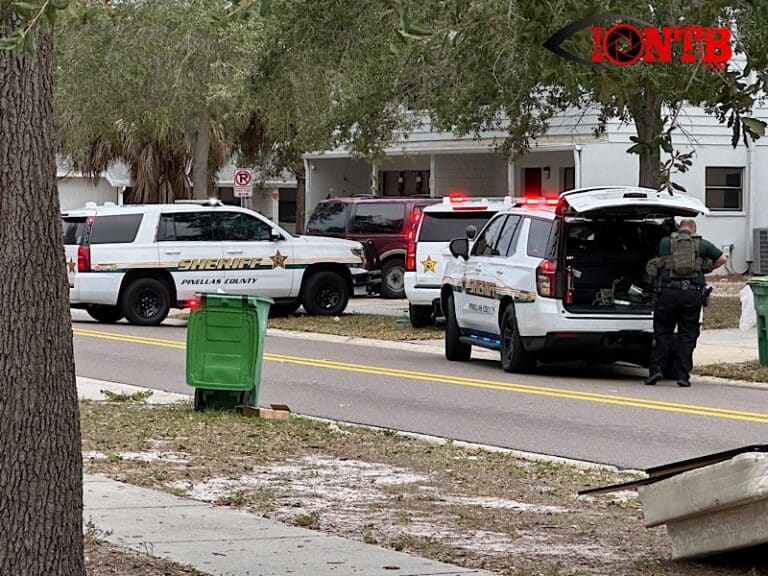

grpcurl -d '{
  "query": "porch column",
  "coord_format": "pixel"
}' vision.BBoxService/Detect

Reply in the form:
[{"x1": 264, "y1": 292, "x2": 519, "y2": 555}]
[
  {"x1": 370, "y1": 161, "x2": 378, "y2": 196},
  {"x1": 507, "y1": 160, "x2": 516, "y2": 196},
  {"x1": 573, "y1": 146, "x2": 582, "y2": 188},
  {"x1": 271, "y1": 188, "x2": 280, "y2": 222},
  {"x1": 429, "y1": 155, "x2": 436, "y2": 197}
]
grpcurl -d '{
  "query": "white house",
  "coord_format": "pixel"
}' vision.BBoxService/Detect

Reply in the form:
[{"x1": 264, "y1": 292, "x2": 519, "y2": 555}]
[{"x1": 303, "y1": 106, "x2": 768, "y2": 275}]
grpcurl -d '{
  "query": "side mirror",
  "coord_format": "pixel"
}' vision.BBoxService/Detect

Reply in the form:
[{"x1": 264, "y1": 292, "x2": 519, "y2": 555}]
[
  {"x1": 449, "y1": 237, "x2": 469, "y2": 261},
  {"x1": 465, "y1": 225, "x2": 477, "y2": 240},
  {"x1": 270, "y1": 230, "x2": 285, "y2": 242}
]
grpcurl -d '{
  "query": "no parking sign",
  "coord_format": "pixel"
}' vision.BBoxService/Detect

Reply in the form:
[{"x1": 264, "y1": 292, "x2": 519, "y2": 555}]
[{"x1": 234, "y1": 168, "x2": 253, "y2": 198}]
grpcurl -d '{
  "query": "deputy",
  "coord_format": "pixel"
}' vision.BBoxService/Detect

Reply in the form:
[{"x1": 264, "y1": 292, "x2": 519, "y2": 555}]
[{"x1": 644, "y1": 219, "x2": 727, "y2": 387}]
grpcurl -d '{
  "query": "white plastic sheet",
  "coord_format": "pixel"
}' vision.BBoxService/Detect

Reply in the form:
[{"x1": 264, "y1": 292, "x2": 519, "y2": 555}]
[{"x1": 740, "y1": 285, "x2": 756, "y2": 331}]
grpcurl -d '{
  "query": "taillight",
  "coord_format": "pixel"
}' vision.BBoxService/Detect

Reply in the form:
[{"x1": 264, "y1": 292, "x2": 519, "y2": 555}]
[
  {"x1": 406, "y1": 241, "x2": 416, "y2": 272},
  {"x1": 536, "y1": 259, "x2": 556, "y2": 297},
  {"x1": 565, "y1": 266, "x2": 574, "y2": 305},
  {"x1": 77, "y1": 245, "x2": 91, "y2": 273}
]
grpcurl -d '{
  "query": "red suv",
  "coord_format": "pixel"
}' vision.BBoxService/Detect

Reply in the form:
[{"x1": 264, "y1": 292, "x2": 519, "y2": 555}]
[{"x1": 305, "y1": 196, "x2": 439, "y2": 298}]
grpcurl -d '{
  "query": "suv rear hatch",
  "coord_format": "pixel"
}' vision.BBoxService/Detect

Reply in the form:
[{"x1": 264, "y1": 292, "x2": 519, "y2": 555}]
[
  {"x1": 62, "y1": 215, "x2": 93, "y2": 286},
  {"x1": 413, "y1": 209, "x2": 498, "y2": 285},
  {"x1": 558, "y1": 187, "x2": 708, "y2": 314}
]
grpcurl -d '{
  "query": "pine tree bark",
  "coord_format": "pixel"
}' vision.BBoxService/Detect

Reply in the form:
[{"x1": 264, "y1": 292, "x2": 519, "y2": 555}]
[
  {"x1": 0, "y1": 18, "x2": 85, "y2": 576},
  {"x1": 630, "y1": 88, "x2": 663, "y2": 189}
]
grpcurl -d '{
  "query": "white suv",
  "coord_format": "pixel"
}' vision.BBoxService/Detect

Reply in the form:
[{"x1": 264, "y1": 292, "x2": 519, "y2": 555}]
[
  {"x1": 62, "y1": 201, "x2": 374, "y2": 325},
  {"x1": 441, "y1": 187, "x2": 708, "y2": 372},
  {"x1": 404, "y1": 195, "x2": 514, "y2": 327}
]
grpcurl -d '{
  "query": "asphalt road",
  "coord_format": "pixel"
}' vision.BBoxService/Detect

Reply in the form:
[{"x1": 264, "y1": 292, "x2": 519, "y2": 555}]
[{"x1": 72, "y1": 315, "x2": 768, "y2": 470}]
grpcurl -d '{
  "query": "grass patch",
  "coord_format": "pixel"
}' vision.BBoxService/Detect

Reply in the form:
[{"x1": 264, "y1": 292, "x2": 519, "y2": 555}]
[
  {"x1": 269, "y1": 313, "x2": 443, "y2": 341},
  {"x1": 702, "y1": 296, "x2": 741, "y2": 330},
  {"x1": 85, "y1": 539, "x2": 204, "y2": 575},
  {"x1": 78, "y1": 400, "x2": 758, "y2": 576},
  {"x1": 101, "y1": 389, "x2": 154, "y2": 403},
  {"x1": 694, "y1": 360, "x2": 768, "y2": 382}
]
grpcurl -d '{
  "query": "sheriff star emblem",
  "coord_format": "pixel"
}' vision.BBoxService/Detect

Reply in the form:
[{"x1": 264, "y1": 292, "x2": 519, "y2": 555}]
[
  {"x1": 421, "y1": 255, "x2": 438, "y2": 273},
  {"x1": 270, "y1": 250, "x2": 287, "y2": 269},
  {"x1": 67, "y1": 258, "x2": 77, "y2": 273}
]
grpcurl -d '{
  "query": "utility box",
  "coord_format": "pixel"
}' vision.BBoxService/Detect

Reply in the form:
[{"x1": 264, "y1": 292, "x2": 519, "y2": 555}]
[{"x1": 186, "y1": 293, "x2": 273, "y2": 411}]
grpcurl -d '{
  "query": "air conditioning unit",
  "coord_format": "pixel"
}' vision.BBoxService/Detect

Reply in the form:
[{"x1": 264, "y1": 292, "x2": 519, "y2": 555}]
[{"x1": 753, "y1": 228, "x2": 768, "y2": 274}]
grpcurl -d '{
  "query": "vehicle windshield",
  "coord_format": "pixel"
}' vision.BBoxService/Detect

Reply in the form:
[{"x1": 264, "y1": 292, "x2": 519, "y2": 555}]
[{"x1": 418, "y1": 212, "x2": 496, "y2": 242}]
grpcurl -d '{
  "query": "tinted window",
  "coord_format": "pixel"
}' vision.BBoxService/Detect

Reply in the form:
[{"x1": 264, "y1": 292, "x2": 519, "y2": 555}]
[
  {"x1": 418, "y1": 212, "x2": 495, "y2": 242},
  {"x1": 527, "y1": 218, "x2": 555, "y2": 258},
  {"x1": 471, "y1": 215, "x2": 508, "y2": 257},
  {"x1": 306, "y1": 202, "x2": 348, "y2": 234},
  {"x1": 497, "y1": 215, "x2": 522, "y2": 257},
  {"x1": 352, "y1": 203, "x2": 405, "y2": 234},
  {"x1": 218, "y1": 212, "x2": 271, "y2": 241},
  {"x1": 89, "y1": 214, "x2": 143, "y2": 244},
  {"x1": 62, "y1": 217, "x2": 89, "y2": 245},
  {"x1": 158, "y1": 213, "x2": 213, "y2": 242}
]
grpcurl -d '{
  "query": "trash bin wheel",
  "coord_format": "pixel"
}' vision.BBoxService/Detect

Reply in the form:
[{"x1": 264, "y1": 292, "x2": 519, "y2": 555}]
[
  {"x1": 194, "y1": 388, "x2": 206, "y2": 412},
  {"x1": 239, "y1": 390, "x2": 252, "y2": 408}
]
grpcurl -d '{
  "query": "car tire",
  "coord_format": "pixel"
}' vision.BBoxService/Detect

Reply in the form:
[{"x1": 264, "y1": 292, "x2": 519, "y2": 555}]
[
  {"x1": 302, "y1": 271, "x2": 349, "y2": 316},
  {"x1": 121, "y1": 277, "x2": 171, "y2": 326},
  {"x1": 269, "y1": 302, "x2": 301, "y2": 317},
  {"x1": 380, "y1": 259, "x2": 405, "y2": 299},
  {"x1": 86, "y1": 305, "x2": 124, "y2": 324},
  {"x1": 500, "y1": 305, "x2": 535, "y2": 373},
  {"x1": 409, "y1": 303, "x2": 432, "y2": 328},
  {"x1": 445, "y1": 294, "x2": 471, "y2": 361}
]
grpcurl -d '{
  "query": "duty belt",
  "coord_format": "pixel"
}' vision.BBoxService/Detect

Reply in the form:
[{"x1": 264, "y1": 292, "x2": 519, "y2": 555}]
[{"x1": 662, "y1": 280, "x2": 703, "y2": 291}]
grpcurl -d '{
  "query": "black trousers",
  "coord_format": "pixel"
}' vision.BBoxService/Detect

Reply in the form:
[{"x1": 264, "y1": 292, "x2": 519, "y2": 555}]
[{"x1": 649, "y1": 286, "x2": 703, "y2": 381}]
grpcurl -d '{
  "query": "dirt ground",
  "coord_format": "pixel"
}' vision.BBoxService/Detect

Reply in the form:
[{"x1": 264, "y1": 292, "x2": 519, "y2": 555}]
[
  {"x1": 81, "y1": 401, "x2": 768, "y2": 576},
  {"x1": 86, "y1": 540, "x2": 204, "y2": 575}
]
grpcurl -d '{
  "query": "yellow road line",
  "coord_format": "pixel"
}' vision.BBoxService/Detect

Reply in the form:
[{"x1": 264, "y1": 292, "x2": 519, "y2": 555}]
[{"x1": 72, "y1": 327, "x2": 768, "y2": 424}]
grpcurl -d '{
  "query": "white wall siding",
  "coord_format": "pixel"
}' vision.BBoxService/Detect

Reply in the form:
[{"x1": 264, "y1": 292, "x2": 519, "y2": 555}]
[
  {"x1": 433, "y1": 153, "x2": 507, "y2": 197},
  {"x1": 58, "y1": 178, "x2": 118, "y2": 212}
]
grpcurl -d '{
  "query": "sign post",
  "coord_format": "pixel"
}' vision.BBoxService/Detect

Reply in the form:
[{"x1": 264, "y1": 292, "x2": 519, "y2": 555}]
[{"x1": 234, "y1": 169, "x2": 253, "y2": 207}]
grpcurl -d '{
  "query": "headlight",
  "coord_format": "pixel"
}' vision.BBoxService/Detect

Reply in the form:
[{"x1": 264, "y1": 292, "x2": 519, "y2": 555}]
[{"x1": 350, "y1": 247, "x2": 365, "y2": 267}]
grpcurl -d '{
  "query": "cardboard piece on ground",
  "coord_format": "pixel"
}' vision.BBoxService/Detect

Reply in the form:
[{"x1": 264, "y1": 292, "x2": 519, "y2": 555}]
[{"x1": 241, "y1": 404, "x2": 292, "y2": 420}]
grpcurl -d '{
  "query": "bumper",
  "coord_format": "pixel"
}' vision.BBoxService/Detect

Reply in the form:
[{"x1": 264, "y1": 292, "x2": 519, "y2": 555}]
[
  {"x1": 405, "y1": 273, "x2": 440, "y2": 307},
  {"x1": 69, "y1": 273, "x2": 123, "y2": 307},
  {"x1": 523, "y1": 330, "x2": 652, "y2": 365},
  {"x1": 351, "y1": 268, "x2": 381, "y2": 295}
]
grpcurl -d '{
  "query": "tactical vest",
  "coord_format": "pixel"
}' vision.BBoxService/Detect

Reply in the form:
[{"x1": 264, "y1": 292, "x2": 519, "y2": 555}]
[{"x1": 663, "y1": 233, "x2": 702, "y2": 279}]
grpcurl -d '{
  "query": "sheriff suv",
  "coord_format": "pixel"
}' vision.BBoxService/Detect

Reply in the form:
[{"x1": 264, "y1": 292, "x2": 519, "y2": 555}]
[
  {"x1": 405, "y1": 194, "x2": 514, "y2": 327},
  {"x1": 441, "y1": 187, "x2": 709, "y2": 372},
  {"x1": 63, "y1": 201, "x2": 374, "y2": 325}
]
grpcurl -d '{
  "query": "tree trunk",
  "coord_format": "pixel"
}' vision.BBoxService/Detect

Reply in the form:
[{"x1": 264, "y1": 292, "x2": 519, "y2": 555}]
[
  {"x1": 630, "y1": 88, "x2": 663, "y2": 189},
  {"x1": 294, "y1": 163, "x2": 306, "y2": 234},
  {"x1": 0, "y1": 20, "x2": 85, "y2": 576},
  {"x1": 192, "y1": 111, "x2": 211, "y2": 199}
]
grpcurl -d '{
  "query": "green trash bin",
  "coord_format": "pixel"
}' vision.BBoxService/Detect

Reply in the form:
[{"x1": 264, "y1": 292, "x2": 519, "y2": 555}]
[
  {"x1": 748, "y1": 276, "x2": 768, "y2": 367},
  {"x1": 186, "y1": 292, "x2": 273, "y2": 411}
]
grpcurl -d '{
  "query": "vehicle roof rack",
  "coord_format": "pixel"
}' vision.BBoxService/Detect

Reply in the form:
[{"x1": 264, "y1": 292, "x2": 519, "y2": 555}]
[{"x1": 174, "y1": 198, "x2": 223, "y2": 206}]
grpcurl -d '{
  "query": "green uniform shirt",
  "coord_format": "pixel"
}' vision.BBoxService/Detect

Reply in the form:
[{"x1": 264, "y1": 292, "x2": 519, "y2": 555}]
[{"x1": 657, "y1": 230, "x2": 723, "y2": 285}]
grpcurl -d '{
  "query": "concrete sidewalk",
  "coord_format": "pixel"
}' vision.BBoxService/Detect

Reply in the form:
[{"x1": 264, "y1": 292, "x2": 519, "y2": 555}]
[
  {"x1": 78, "y1": 378, "x2": 488, "y2": 576},
  {"x1": 84, "y1": 476, "x2": 488, "y2": 576},
  {"x1": 695, "y1": 328, "x2": 758, "y2": 365}
]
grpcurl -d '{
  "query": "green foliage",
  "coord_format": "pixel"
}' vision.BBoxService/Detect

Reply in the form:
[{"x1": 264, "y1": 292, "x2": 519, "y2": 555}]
[
  {"x1": 54, "y1": 0, "x2": 265, "y2": 201},
  {"x1": 397, "y1": 0, "x2": 768, "y2": 189},
  {"x1": 0, "y1": 0, "x2": 69, "y2": 53}
]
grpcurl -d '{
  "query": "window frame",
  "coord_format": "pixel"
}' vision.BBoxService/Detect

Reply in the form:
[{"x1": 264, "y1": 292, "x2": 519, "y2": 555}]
[
  {"x1": 350, "y1": 202, "x2": 406, "y2": 235},
  {"x1": 470, "y1": 214, "x2": 509, "y2": 258},
  {"x1": 216, "y1": 211, "x2": 272, "y2": 242},
  {"x1": 157, "y1": 212, "x2": 215, "y2": 242},
  {"x1": 305, "y1": 201, "x2": 350, "y2": 234},
  {"x1": 705, "y1": 166, "x2": 744, "y2": 213}
]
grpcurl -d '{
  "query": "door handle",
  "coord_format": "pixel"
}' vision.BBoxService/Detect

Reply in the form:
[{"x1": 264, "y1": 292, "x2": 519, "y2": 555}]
[
  {"x1": 226, "y1": 249, "x2": 244, "y2": 255},
  {"x1": 473, "y1": 265, "x2": 482, "y2": 272},
  {"x1": 495, "y1": 268, "x2": 504, "y2": 275},
  {"x1": 163, "y1": 250, "x2": 181, "y2": 255}
]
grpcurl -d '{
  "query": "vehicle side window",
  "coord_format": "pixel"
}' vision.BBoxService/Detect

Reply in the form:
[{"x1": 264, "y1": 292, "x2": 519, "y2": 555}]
[
  {"x1": 88, "y1": 214, "x2": 143, "y2": 244},
  {"x1": 471, "y1": 215, "x2": 508, "y2": 257},
  {"x1": 158, "y1": 213, "x2": 213, "y2": 242},
  {"x1": 306, "y1": 202, "x2": 348, "y2": 234},
  {"x1": 352, "y1": 203, "x2": 405, "y2": 234},
  {"x1": 497, "y1": 215, "x2": 522, "y2": 257},
  {"x1": 218, "y1": 212, "x2": 271, "y2": 241},
  {"x1": 527, "y1": 218, "x2": 555, "y2": 258}
]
